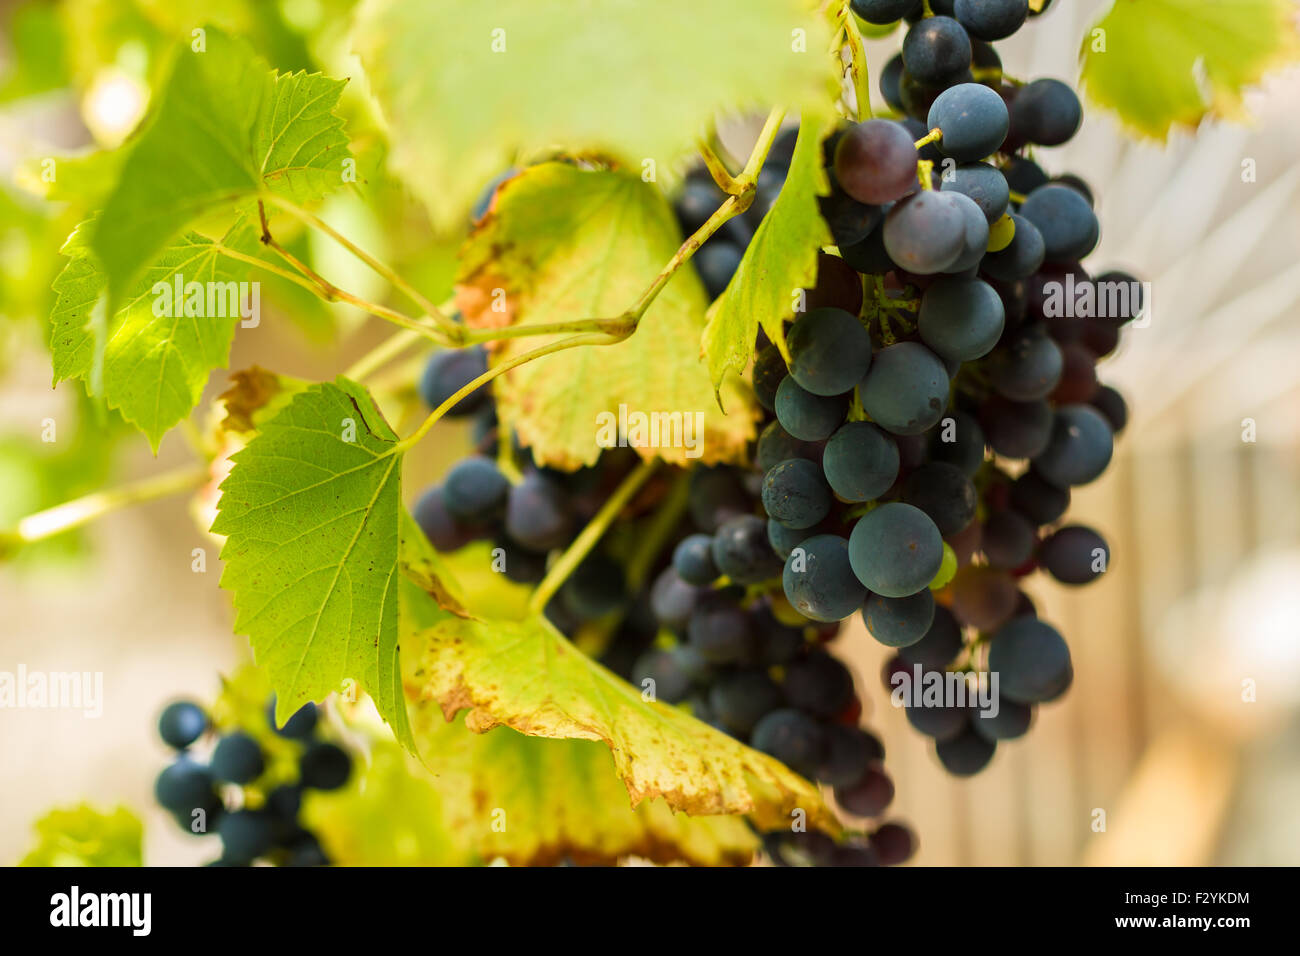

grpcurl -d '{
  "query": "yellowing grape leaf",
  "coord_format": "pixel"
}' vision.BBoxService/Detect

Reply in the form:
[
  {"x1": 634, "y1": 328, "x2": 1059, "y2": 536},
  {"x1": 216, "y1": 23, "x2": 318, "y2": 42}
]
[
  {"x1": 18, "y1": 805, "x2": 143, "y2": 867},
  {"x1": 353, "y1": 0, "x2": 834, "y2": 228},
  {"x1": 211, "y1": 378, "x2": 414, "y2": 750},
  {"x1": 702, "y1": 113, "x2": 834, "y2": 387},
  {"x1": 456, "y1": 162, "x2": 758, "y2": 469},
  {"x1": 49, "y1": 218, "x2": 261, "y2": 451},
  {"x1": 1081, "y1": 0, "x2": 1300, "y2": 139},
  {"x1": 405, "y1": 612, "x2": 838, "y2": 833}
]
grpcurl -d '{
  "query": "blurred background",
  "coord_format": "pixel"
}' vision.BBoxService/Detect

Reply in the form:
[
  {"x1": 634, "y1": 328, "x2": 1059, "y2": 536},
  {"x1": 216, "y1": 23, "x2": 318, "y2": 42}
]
[{"x1": 1, "y1": 0, "x2": 1299, "y2": 865}]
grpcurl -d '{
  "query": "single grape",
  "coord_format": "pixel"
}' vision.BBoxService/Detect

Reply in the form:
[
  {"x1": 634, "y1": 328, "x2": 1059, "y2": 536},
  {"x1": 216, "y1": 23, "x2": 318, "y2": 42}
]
[
  {"x1": 442, "y1": 456, "x2": 509, "y2": 522},
  {"x1": 988, "y1": 325, "x2": 1063, "y2": 401},
  {"x1": 755, "y1": 421, "x2": 817, "y2": 473},
  {"x1": 787, "y1": 307, "x2": 871, "y2": 397},
  {"x1": 804, "y1": 252, "x2": 866, "y2": 315},
  {"x1": 870, "y1": 822, "x2": 916, "y2": 865},
  {"x1": 822, "y1": 421, "x2": 900, "y2": 502},
  {"x1": 919, "y1": 276, "x2": 1005, "y2": 362},
  {"x1": 903, "y1": 462, "x2": 977, "y2": 536},
  {"x1": 1051, "y1": 342, "x2": 1100, "y2": 405},
  {"x1": 495, "y1": 534, "x2": 549, "y2": 584},
  {"x1": 672, "y1": 533, "x2": 719, "y2": 586},
  {"x1": 980, "y1": 213, "x2": 1045, "y2": 281},
  {"x1": 695, "y1": 240, "x2": 744, "y2": 299},
  {"x1": 158, "y1": 701, "x2": 207, "y2": 750},
  {"x1": 754, "y1": 605, "x2": 808, "y2": 666},
  {"x1": 504, "y1": 471, "x2": 574, "y2": 552},
  {"x1": 154, "y1": 758, "x2": 217, "y2": 813},
  {"x1": 943, "y1": 190, "x2": 991, "y2": 273},
  {"x1": 300, "y1": 741, "x2": 353, "y2": 790},
  {"x1": 883, "y1": 191, "x2": 966, "y2": 275},
  {"x1": 783, "y1": 650, "x2": 856, "y2": 719},
  {"x1": 935, "y1": 726, "x2": 997, "y2": 775},
  {"x1": 858, "y1": 342, "x2": 950, "y2": 437},
  {"x1": 763, "y1": 458, "x2": 832, "y2": 530},
  {"x1": 418, "y1": 347, "x2": 489, "y2": 416},
  {"x1": 688, "y1": 467, "x2": 751, "y2": 532},
  {"x1": 896, "y1": 606, "x2": 962, "y2": 671},
  {"x1": 1002, "y1": 156, "x2": 1049, "y2": 195},
  {"x1": 1021, "y1": 185, "x2": 1099, "y2": 262},
  {"x1": 217, "y1": 809, "x2": 274, "y2": 864},
  {"x1": 775, "y1": 377, "x2": 850, "y2": 442},
  {"x1": 1009, "y1": 468, "x2": 1070, "y2": 525},
  {"x1": 839, "y1": 217, "x2": 898, "y2": 275},
  {"x1": 709, "y1": 670, "x2": 784, "y2": 737},
  {"x1": 940, "y1": 162, "x2": 1010, "y2": 223},
  {"x1": 880, "y1": 52, "x2": 907, "y2": 112},
  {"x1": 561, "y1": 554, "x2": 626, "y2": 619},
  {"x1": 981, "y1": 509, "x2": 1037, "y2": 569},
  {"x1": 629, "y1": 647, "x2": 694, "y2": 704},
  {"x1": 862, "y1": 589, "x2": 936, "y2": 648},
  {"x1": 211, "y1": 732, "x2": 265, "y2": 785},
  {"x1": 852, "y1": 0, "x2": 922, "y2": 24},
  {"x1": 1010, "y1": 78, "x2": 1083, "y2": 146},
  {"x1": 835, "y1": 766, "x2": 896, "y2": 817},
  {"x1": 905, "y1": 699, "x2": 969, "y2": 740},
  {"x1": 1032, "y1": 404, "x2": 1114, "y2": 487},
  {"x1": 687, "y1": 597, "x2": 757, "y2": 664},
  {"x1": 970, "y1": 699, "x2": 1033, "y2": 741},
  {"x1": 1089, "y1": 384, "x2": 1129, "y2": 433},
  {"x1": 1039, "y1": 525, "x2": 1110, "y2": 584},
  {"x1": 712, "y1": 514, "x2": 783, "y2": 585},
  {"x1": 818, "y1": 725, "x2": 886, "y2": 788},
  {"x1": 928, "y1": 83, "x2": 1010, "y2": 162},
  {"x1": 1052, "y1": 173, "x2": 1095, "y2": 206},
  {"x1": 649, "y1": 567, "x2": 701, "y2": 632},
  {"x1": 989, "y1": 616, "x2": 1073, "y2": 703},
  {"x1": 414, "y1": 485, "x2": 479, "y2": 552},
  {"x1": 768, "y1": 518, "x2": 813, "y2": 560},
  {"x1": 902, "y1": 16, "x2": 972, "y2": 85},
  {"x1": 954, "y1": 0, "x2": 1027, "y2": 41},
  {"x1": 267, "y1": 697, "x2": 318, "y2": 740},
  {"x1": 783, "y1": 534, "x2": 868, "y2": 623},
  {"x1": 927, "y1": 411, "x2": 985, "y2": 477},
  {"x1": 818, "y1": 181, "x2": 885, "y2": 247},
  {"x1": 751, "y1": 709, "x2": 827, "y2": 779},
  {"x1": 265, "y1": 783, "x2": 303, "y2": 823},
  {"x1": 834, "y1": 119, "x2": 920, "y2": 205},
  {"x1": 949, "y1": 565, "x2": 1019, "y2": 631},
  {"x1": 848, "y1": 502, "x2": 944, "y2": 598}
]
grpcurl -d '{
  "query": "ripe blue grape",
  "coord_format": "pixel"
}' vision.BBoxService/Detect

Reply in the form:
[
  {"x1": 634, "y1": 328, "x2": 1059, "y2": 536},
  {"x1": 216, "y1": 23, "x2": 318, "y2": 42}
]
[
  {"x1": 783, "y1": 650, "x2": 855, "y2": 718},
  {"x1": 940, "y1": 161, "x2": 1010, "y2": 223},
  {"x1": 505, "y1": 471, "x2": 574, "y2": 552},
  {"x1": 1039, "y1": 525, "x2": 1109, "y2": 584},
  {"x1": 630, "y1": 648, "x2": 694, "y2": 703},
  {"x1": 858, "y1": 342, "x2": 950, "y2": 437},
  {"x1": 981, "y1": 213, "x2": 1046, "y2": 280},
  {"x1": 988, "y1": 616, "x2": 1073, "y2": 703},
  {"x1": 695, "y1": 240, "x2": 744, "y2": 299},
  {"x1": 839, "y1": 217, "x2": 898, "y2": 275},
  {"x1": 898, "y1": 605, "x2": 964, "y2": 669},
  {"x1": 981, "y1": 509, "x2": 1036, "y2": 569},
  {"x1": 883, "y1": 191, "x2": 966, "y2": 275},
  {"x1": 783, "y1": 534, "x2": 868, "y2": 623},
  {"x1": 768, "y1": 518, "x2": 812, "y2": 560},
  {"x1": 442, "y1": 456, "x2": 509, "y2": 522},
  {"x1": 902, "y1": 16, "x2": 972, "y2": 85},
  {"x1": 775, "y1": 376, "x2": 850, "y2": 441},
  {"x1": 1032, "y1": 404, "x2": 1114, "y2": 487},
  {"x1": 756, "y1": 421, "x2": 817, "y2": 473},
  {"x1": 954, "y1": 0, "x2": 1027, "y2": 41},
  {"x1": 805, "y1": 252, "x2": 865, "y2": 315},
  {"x1": 158, "y1": 700, "x2": 207, "y2": 750},
  {"x1": 1089, "y1": 384, "x2": 1128, "y2": 432},
  {"x1": 787, "y1": 307, "x2": 871, "y2": 396},
  {"x1": 822, "y1": 421, "x2": 900, "y2": 502},
  {"x1": 981, "y1": 396, "x2": 1054, "y2": 459},
  {"x1": 903, "y1": 462, "x2": 976, "y2": 536},
  {"x1": 211, "y1": 732, "x2": 265, "y2": 784},
  {"x1": 217, "y1": 809, "x2": 274, "y2": 863},
  {"x1": 561, "y1": 554, "x2": 626, "y2": 619},
  {"x1": 848, "y1": 502, "x2": 944, "y2": 597},
  {"x1": 1020, "y1": 185, "x2": 1099, "y2": 262},
  {"x1": 762, "y1": 458, "x2": 832, "y2": 530},
  {"x1": 927, "y1": 411, "x2": 985, "y2": 476},
  {"x1": 835, "y1": 766, "x2": 896, "y2": 817},
  {"x1": 818, "y1": 725, "x2": 886, "y2": 788},
  {"x1": 905, "y1": 698, "x2": 969, "y2": 740},
  {"x1": 1009, "y1": 468, "x2": 1070, "y2": 525},
  {"x1": 688, "y1": 597, "x2": 756, "y2": 664},
  {"x1": 918, "y1": 276, "x2": 1005, "y2": 361},
  {"x1": 712, "y1": 514, "x2": 783, "y2": 584},
  {"x1": 418, "y1": 347, "x2": 489, "y2": 416},
  {"x1": 944, "y1": 190, "x2": 991, "y2": 273},
  {"x1": 988, "y1": 325, "x2": 1063, "y2": 400},
  {"x1": 710, "y1": 670, "x2": 784, "y2": 736},
  {"x1": 971, "y1": 699, "x2": 1033, "y2": 741},
  {"x1": 649, "y1": 567, "x2": 701, "y2": 632},
  {"x1": 300, "y1": 741, "x2": 353, "y2": 790},
  {"x1": 688, "y1": 467, "x2": 751, "y2": 532},
  {"x1": 1010, "y1": 78, "x2": 1082, "y2": 146},
  {"x1": 154, "y1": 758, "x2": 217, "y2": 812},
  {"x1": 672, "y1": 533, "x2": 718, "y2": 586},
  {"x1": 935, "y1": 726, "x2": 997, "y2": 775},
  {"x1": 414, "y1": 484, "x2": 478, "y2": 552},
  {"x1": 267, "y1": 697, "x2": 317, "y2": 740},
  {"x1": 852, "y1": 0, "x2": 921, "y2": 23},
  {"x1": 928, "y1": 82, "x2": 1010, "y2": 162},
  {"x1": 862, "y1": 589, "x2": 936, "y2": 647},
  {"x1": 833, "y1": 119, "x2": 920, "y2": 205},
  {"x1": 751, "y1": 709, "x2": 826, "y2": 779},
  {"x1": 880, "y1": 52, "x2": 906, "y2": 112},
  {"x1": 819, "y1": 181, "x2": 885, "y2": 247}
]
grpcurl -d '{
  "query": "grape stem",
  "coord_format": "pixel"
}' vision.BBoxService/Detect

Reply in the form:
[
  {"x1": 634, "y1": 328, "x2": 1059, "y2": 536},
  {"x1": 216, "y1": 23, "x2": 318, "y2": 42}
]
[
  {"x1": 527, "y1": 459, "x2": 660, "y2": 615},
  {"x1": 838, "y1": 3, "x2": 873, "y2": 121},
  {"x1": 1008, "y1": 190, "x2": 1028, "y2": 204},
  {"x1": 342, "y1": 328, "x2": 426, "y2": 382},
  {"x1": 913, "y1": 128, "x2": 943, "y2": 149},
  {"x1": 698, "y1": 140, "x2": 741, "y2": 194},
  {"x1": 0, "y1": 463, "x2": 209, "y2": 558}
]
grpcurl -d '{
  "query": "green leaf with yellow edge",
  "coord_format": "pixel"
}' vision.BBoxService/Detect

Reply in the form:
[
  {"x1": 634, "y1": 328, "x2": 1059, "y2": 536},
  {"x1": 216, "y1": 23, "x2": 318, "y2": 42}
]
[
  {"x1": 1081, "y1": 0, "x2": 1300, "y2": 140},
  {"x1": 456, "y1": 162, "x2": 758, "y2": 469},
  {"x1": 18, "y1": 805, "x2": 143, "y2": 867},
  {"x1": 49, "y1": 218, "x2": 262, "y2": 451},
  {"x1": 354, "y1": 0, "x2": 834, "y2": 228},
  {"x1": 405, "y1": 612, "x2": 838, "y2": 833},
  {"x1": 211, "y1": 378, "x2": 415, "y2": 750},
  {"x1": 702, "y1": 114, "x2": 834, "y2": 387}
]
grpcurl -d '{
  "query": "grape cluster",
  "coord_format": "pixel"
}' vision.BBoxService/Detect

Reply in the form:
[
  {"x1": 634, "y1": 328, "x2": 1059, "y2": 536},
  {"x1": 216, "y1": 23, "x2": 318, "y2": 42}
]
[
  {"x1": 744, "y1": 0, "x2": 1134, "y2": 777},
  {"x1": 154, "y1": 696, "x2": 352, "y2": 866}
]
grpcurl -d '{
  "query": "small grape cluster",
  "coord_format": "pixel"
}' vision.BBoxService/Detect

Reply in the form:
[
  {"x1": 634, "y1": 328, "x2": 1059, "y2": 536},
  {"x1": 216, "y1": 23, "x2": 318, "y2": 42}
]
[{"x1": 153, "y1": 696, "x2": 352, "y2": 866}]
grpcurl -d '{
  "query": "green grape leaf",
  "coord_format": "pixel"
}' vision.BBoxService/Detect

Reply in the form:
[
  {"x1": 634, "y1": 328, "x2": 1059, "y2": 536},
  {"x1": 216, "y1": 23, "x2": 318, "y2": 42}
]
[
  {"x1": 91, "y1": 25, "x2": 350, "y2": 311},
  {"x1": 18, "y1": 805, "x2": 143, "y2": 867},
  {"x1": 211, "y1": 378, "x2": 414, "y2": 750},
  {"x1": 406, "y1": 612, "x2": 839, "y2": 833},
  {"x1": 353, "y1": 0, "x2": 834, "y2": 227},
  {"x1": 456, "y1": 162, "x2": 758, "y2": 470},
  {"x1": 702, "y1": 113, "x2": 834, "y2": 387},
  {"x1": 1081, "y1": 0, "x2": 1300, "y2": 140},
  {"x1": 49, "y1": 218, "x2": 262, "y2": 451}
]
